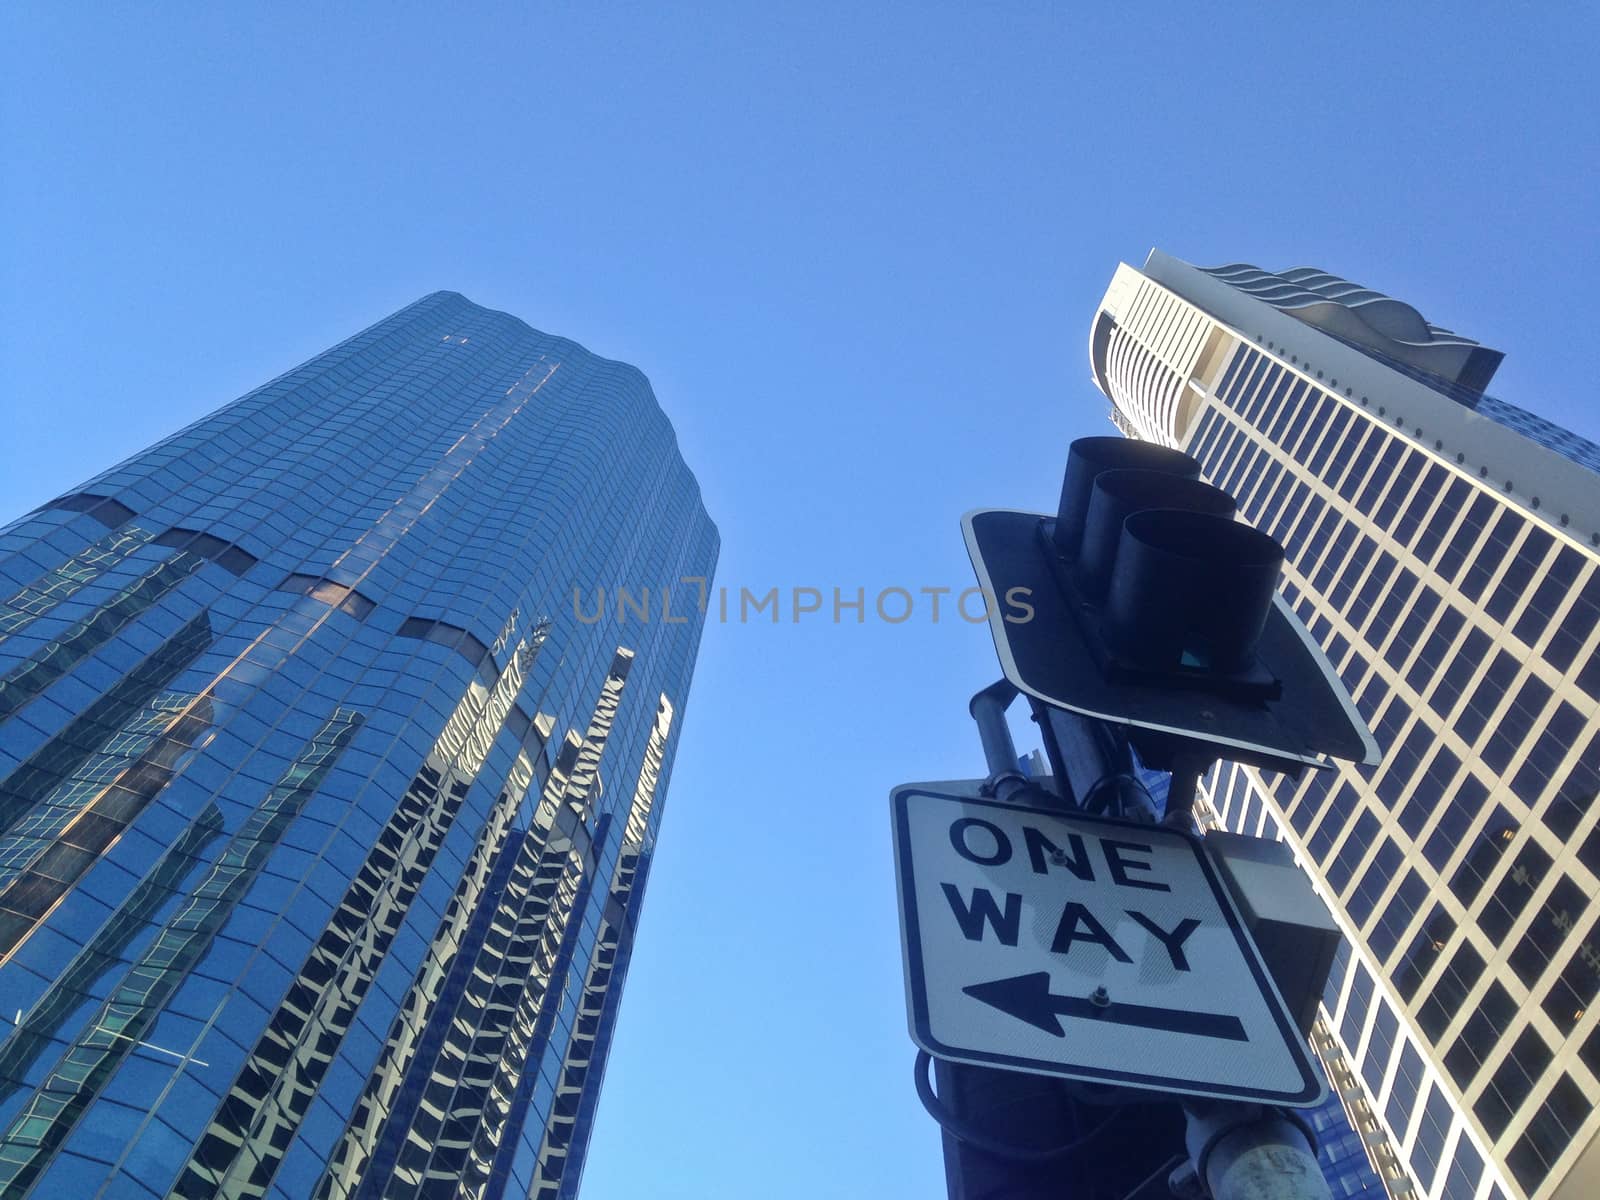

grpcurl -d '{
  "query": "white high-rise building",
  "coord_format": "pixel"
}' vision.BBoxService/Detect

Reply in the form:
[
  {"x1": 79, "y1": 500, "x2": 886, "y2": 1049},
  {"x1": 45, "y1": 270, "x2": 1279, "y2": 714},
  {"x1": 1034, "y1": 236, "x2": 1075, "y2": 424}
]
[{"x1": 1090, "y1": 252, "x2": 1600, "y2": 1200}]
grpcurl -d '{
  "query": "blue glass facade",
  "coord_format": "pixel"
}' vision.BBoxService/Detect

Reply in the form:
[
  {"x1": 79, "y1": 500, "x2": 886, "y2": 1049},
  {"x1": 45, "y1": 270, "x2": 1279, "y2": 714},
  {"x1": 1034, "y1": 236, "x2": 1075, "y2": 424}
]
[
  {"x1": 1305, "y1": 1060, "x2": 1389, "y2": 1197},
  {"x1": 0, "y1": 291, "x2": 717, "y2": 1199}
]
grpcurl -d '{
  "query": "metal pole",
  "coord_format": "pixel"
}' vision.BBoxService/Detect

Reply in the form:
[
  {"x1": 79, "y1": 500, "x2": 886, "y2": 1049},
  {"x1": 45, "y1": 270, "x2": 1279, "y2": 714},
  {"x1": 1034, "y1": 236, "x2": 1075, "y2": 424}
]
[
  {"x1": 968, "y1": 680, "x2": 1032, "y2": 804},
  {"x1": 1031, "y1": 706, "x2": 1330, "y2": 1200},
  {"x1": 1181, "y1": 1101, "x2": 1331, "y2": 1200},
  {"x1": 1035, "y1": 705, "x2": 1157, "y2": 822}
]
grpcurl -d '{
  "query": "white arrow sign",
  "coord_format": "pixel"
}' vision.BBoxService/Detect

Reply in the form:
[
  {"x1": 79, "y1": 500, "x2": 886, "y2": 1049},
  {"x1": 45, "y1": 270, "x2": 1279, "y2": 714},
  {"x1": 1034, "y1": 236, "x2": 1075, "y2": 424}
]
[{"x1": 891, "y1": 782, "x2": 1325, "y2": 1105}]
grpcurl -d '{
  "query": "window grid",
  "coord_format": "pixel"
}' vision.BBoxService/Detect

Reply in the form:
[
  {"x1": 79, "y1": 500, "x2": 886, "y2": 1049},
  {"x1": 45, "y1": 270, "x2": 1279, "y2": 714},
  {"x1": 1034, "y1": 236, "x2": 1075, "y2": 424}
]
[{"x1": 1187, "y1": 340, "x2": 1600, "y2": 1200}]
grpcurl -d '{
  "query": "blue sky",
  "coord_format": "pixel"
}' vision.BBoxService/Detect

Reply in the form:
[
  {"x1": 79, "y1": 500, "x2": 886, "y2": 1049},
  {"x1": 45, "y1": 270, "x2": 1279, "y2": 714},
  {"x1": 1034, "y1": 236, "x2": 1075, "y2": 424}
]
[{"x1": 3, "y1": 5, "x2": 1597, "y2": 1197}]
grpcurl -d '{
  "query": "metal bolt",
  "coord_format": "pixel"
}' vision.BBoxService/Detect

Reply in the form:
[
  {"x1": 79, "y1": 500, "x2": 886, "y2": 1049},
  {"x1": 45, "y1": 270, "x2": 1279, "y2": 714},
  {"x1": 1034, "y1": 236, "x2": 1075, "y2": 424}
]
[
  {"x1": 1049, "y1": 848, "x2": 1070, "y2": 866},
  {"x1": 1089, "y1": 986, "x2": 1110, "y2": 1008}
]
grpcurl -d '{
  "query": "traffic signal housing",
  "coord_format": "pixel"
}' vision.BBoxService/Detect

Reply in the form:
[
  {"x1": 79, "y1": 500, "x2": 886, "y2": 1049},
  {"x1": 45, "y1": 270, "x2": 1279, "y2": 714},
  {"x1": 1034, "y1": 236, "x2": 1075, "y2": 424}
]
[{"x1": 962, "y1": 437, "x2": 1378, "y2": 773}]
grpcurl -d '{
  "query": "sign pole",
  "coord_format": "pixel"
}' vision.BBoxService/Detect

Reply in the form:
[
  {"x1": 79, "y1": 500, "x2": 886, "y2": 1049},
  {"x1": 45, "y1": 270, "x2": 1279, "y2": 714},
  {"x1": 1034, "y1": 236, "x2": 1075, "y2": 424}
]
[
  {"x1": 1181, "y1": 1100, "x2": 1330, "y2": 1200},
  {"x1": 968, "y1": 680, "x2": 1037, "y2": 804},
  {"x1": 908, "y1": 436, "x2": 1372, "y2": 1199},
  {"x1": 938, "y1": 682, "x2": 1065, "y2": 1197},
  {"x1": 911, "y1": 686, "x2": 1334, "y2": 1200},
  {"x1": 1034, "y1": 697, "x2": 1333, "y2": 1200}
]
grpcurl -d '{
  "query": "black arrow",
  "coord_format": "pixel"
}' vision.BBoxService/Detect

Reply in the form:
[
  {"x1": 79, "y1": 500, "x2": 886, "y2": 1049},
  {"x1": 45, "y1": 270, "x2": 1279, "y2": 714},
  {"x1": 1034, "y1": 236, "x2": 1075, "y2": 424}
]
[{"x1": 963, "y1": 972, "x2": 1248, "y2": 1042}]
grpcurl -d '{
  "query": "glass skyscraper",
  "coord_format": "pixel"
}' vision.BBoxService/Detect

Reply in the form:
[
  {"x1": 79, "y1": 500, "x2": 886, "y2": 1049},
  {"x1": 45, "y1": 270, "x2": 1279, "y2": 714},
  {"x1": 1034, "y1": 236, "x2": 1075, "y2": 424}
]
[
  {"x1": 1090, "y1": 253, "x2": 1600, "y2": 1200},
  {"x1": 0, "y1": 291, "x2": 718, "y2": 1200}
]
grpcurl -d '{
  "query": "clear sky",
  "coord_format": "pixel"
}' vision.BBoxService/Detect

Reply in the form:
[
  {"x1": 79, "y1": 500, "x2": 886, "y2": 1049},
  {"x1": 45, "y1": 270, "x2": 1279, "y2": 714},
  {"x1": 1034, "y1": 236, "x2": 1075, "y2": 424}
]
[{"x1": 3, "y1": 5, "x2": 1597, "y2": 1197}]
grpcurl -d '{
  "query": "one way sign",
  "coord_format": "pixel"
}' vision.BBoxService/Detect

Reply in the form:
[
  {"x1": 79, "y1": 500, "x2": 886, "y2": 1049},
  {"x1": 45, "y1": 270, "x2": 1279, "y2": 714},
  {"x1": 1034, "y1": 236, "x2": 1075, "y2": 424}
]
[{"x1": 891, "y1": 783, "x2": 1325, "y2": 1105}]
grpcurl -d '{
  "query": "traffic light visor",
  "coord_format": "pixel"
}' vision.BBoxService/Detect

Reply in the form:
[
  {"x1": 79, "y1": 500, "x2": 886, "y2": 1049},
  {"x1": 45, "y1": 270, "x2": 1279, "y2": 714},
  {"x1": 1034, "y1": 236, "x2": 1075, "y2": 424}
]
[
  {"x1": 1053, "y1": 437, "x2": 1200, "y2": 560},
  {"x1": 1104, "y1": 510, "x2": 1284, "y2": 675},
  {"x1": 1078, "y1": 469, "x2": 1237, "y2": 601}
]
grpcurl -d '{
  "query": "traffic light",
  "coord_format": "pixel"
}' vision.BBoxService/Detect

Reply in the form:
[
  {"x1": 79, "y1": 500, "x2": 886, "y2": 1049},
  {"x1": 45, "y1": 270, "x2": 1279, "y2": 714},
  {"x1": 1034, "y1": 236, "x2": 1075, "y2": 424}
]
[
  {"x1": 918, "y1": 435, "x2": 1367, "y2": 1200},
  {"x1": 962, "y1": 437, "x2": 1378, "y2": 772}
]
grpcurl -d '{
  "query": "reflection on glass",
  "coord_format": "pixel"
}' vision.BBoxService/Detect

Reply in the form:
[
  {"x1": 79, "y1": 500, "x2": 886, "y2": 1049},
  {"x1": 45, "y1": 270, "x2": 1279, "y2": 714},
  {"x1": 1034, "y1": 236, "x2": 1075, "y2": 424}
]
[
  {"x1": 318, "y1": 745, "x2": 538, "y2": 1200},
  {"x1": 453, "y1": 650, "x2": 632, "y2": 1200},
  {"x1": 334, "y1": 650, "x2": 632, "y2": 1200},
  {"x1": 0, "y1": 613, "x2": 213, "y2": 843},
  {"x1": 0, "y1": 550, "x2": 205, "y2": 724},
  {"x1": 0, "y1": 802, "x2": 224, "y2": 1106},
  {"x1": 0, "y1": 694, "x2": 214, "y2": 964},
  {"x1": 527, "y1": 693, "x2": 674, "y2": 1193},
  {"x1": 0, "y1": 708, "x2": 361, "y2": 1195},
  {"x1": 0, "y1": 691, "x2": 196, "y2": 889},
  {"x1": 173, "y1": 641, "x2": 540, "y2": 1200},
  {"x1": 0, "y1": 524, "x2": 156, "y2": 643}
]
